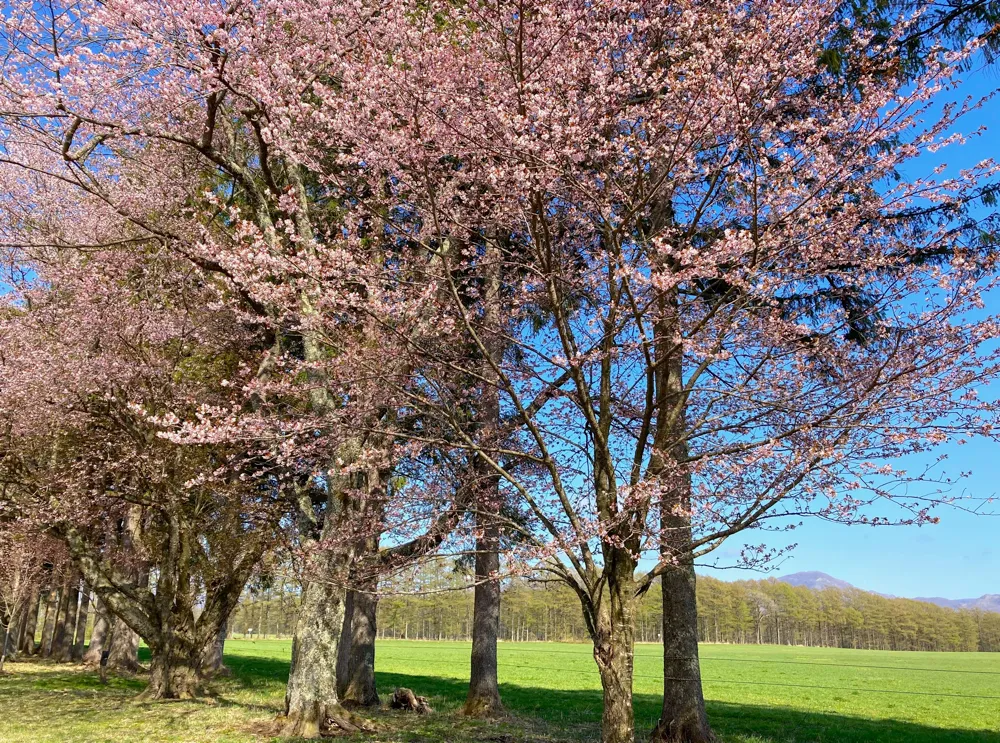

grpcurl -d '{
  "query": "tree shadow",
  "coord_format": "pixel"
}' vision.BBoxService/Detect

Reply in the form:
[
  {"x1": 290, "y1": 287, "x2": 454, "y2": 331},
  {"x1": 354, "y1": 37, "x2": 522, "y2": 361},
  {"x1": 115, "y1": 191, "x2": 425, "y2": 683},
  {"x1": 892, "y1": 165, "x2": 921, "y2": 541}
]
[{"x1": 369, "y1": 670, "x2": 1000, "y2": 743}]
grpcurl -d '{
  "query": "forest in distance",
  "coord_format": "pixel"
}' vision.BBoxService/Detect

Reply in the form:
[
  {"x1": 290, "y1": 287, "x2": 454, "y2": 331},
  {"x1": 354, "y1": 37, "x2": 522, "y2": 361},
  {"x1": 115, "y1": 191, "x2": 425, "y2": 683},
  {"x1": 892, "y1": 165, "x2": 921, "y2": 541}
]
[{"x1": 227, "y1": 565, "x2": 1000, "y2": 654}]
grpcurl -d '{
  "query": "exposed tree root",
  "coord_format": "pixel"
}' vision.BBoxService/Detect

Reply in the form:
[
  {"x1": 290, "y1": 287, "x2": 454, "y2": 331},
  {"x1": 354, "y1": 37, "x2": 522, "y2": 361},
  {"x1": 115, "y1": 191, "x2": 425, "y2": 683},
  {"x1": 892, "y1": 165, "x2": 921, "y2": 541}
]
[{"x1": 389, "y1": 687, "x2": 433, "y2": 715}]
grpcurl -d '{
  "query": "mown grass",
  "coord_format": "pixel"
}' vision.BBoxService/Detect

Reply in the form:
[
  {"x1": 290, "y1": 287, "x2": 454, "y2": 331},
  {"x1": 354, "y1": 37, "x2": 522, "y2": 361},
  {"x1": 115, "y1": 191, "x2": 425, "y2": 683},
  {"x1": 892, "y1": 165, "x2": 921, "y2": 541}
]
[{"x1": 1, "y1": 639, "x2": 998, "y2": 743}]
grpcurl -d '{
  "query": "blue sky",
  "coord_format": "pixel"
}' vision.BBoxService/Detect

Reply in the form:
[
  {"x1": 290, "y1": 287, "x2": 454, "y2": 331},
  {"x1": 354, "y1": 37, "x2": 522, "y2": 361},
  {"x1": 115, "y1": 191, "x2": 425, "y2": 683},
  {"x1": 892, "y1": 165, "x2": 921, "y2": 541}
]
[{"x1": 700, "y1": 59, "x2": 1000, "y2": 601}]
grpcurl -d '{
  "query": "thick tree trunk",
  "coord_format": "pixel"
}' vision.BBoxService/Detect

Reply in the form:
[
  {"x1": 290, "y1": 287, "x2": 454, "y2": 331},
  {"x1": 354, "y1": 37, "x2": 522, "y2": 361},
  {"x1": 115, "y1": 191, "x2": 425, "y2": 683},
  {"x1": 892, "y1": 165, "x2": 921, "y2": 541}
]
[
  {"x1": 18, "y1": 586, "x2": 41, "y2": 656},
  {"x1": 53, "y1": 572, "x2": 78, "y2": 662},
  {"x1": 593, "y1": 593, "x2": 636, "y2": 743},
  {"x1": 463, "y1": 515, "x2": 502, "y2": 717},
  {"x1": 340, "y1": 578, "x2": 379, "y2": 707},
  {"x1": 282, "y1": 547, "x2": 352, "y2": 738},
  {"x1": 106, "y1": 616, "x2": 140, "y2": 673},
  {"x1": 39, "y1": 586, "x2": 59, "y2": 658},
  {"x1": 72, "y1": 589, "x2": 90, "y2": 661},
  {"x1": 651, "y1": 562, "x2": 714, "y2": 743},
  {"x1": 82, "y1": 596, "x2": 110, "y2": 666},
  {"x1": 143, "y1": 636, "x2": 203, "y2": 700}
]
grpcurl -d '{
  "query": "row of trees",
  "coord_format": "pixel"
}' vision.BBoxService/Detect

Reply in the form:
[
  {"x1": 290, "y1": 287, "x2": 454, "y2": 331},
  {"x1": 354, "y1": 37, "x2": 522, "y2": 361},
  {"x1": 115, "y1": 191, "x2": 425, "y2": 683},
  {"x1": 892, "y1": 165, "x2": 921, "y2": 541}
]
[
  {"x1": 2, "y1": 2, "x2": 1000, "y2": 742},
  {"x1": 226, "y1": 564, "x2": 1000, "y2": 653}
]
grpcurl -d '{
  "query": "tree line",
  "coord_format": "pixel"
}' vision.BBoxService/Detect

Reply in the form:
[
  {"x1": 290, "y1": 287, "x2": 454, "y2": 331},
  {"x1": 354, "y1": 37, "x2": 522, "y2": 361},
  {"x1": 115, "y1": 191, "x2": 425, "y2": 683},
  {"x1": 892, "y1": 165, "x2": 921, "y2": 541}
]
[{"x1": 225, "y1": 564, "x2": 1000, "y2": 653}]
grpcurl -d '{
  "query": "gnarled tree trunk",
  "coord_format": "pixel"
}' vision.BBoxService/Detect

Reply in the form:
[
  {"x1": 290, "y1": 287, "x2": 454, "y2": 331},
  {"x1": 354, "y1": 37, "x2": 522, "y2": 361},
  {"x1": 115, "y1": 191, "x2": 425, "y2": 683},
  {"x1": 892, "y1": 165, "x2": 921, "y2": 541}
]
[
  {"x1": 143, "y1": 624, "x2": 204, "y2": 700},
  {"x1": 592, "y1": 569, "x2": 637, "y2": 743},
  {"x1": 283, "y1": 544, "x2": 352, "y2": 737}
]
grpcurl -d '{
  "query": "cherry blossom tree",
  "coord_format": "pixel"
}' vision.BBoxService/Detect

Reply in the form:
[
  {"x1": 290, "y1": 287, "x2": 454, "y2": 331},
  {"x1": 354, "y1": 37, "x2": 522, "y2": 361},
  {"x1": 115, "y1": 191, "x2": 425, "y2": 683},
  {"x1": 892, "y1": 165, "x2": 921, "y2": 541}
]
[
  {"x1": 248, "y1": 2, "x2": 1000, "y2": 741},
  {"x1": 3, "y1": 2, "x2": 1000, "y2": 742}
]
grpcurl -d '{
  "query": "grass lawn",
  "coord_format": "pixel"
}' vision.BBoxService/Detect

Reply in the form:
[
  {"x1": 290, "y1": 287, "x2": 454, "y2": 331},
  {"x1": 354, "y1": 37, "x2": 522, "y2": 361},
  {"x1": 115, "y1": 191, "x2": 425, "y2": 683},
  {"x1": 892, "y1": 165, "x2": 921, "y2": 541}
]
[{"x1": 1, "y1": 639, "x2": 998, "y2": 742}]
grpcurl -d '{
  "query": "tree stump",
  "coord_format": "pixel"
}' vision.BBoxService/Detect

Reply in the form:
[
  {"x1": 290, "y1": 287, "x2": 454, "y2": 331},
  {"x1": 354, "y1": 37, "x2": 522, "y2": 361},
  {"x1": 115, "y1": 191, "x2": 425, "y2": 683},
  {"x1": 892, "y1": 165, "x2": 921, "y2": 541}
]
[{"x1": 390, "y1": 687, "x2": 433, "y2": 714}]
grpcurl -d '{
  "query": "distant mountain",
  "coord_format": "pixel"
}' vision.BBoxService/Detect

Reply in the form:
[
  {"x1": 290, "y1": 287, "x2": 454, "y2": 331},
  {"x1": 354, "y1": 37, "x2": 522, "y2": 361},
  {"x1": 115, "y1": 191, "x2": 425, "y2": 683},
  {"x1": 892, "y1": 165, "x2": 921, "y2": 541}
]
[
  {"x1": 777, "y1": 571, "x2": 856, "y2": 591},
  {"x1": 914, "y1": 595, "x2": 1000, "y2": 612},
  {"x1": 776, "y1": 571, "x2": 1000, "y2": 612}
]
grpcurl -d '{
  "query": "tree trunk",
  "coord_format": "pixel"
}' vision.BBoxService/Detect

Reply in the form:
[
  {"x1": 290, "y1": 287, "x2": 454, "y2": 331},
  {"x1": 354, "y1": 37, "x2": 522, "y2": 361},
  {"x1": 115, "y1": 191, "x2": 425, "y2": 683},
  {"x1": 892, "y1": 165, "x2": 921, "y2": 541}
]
[
  {"x1": 651, "y1": 563, "x2": 714, "y2": 743},
  {"x1": 18, "y1": 586, "x2": 41, "y2": 656},
  {"x1": 72, "y1": 589, "x2": 90, "y2": 661},
  {"x1": 0, "y1": 618, "x2": 14, "y2": 672},
  {"x1": 107, "y1": 615, "x2": 140, "y2": 673},
  {"x1": 593, "y1": 590, "x2": 636, "y2": 743},
  {"x1": 143, "y1": 635, "x2": 203, "y2": 700},
  {"x1": 648, "y1": 290, "x2": 715, "y2": 743},
  {"x1": 53, "y1": 572, "x2": 78, "y2": 662},
  {"x1": 340, "y1": 578, "x2": 379, "y2": 707},
  {"x1": 201, "y1": 620, "x2": 230, "y2": 678},
  {"x1": 463, "y1": 514, "x2": 502, "y2": 716},
  {"x1": 82, "y1": 596, "x2": 110, "y2": 666},
  {"x1": 282, "y1": 546, "x2": 352, "y2": 738},
  {"x1": 335, "y1": 588, "x2": 354, "y2": 698},
  {"x1": 40, "y1": 586, "x2": 59, "y2": 658}
]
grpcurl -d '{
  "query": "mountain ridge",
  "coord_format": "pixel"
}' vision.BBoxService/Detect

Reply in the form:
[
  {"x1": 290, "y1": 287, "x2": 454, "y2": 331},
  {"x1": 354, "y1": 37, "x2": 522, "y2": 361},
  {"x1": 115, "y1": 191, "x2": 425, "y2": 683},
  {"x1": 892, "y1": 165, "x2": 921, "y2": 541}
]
[{"x1": 776, "y1": 571, "x2": 1000, "y2": 612}]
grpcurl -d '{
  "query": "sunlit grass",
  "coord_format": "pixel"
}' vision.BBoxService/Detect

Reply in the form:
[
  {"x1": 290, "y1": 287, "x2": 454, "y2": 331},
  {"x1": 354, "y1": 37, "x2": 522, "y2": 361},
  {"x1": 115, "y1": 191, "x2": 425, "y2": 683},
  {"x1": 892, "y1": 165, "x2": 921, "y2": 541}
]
[{"x1": 1, "y1": 639, "x2": 999, "y2": 742}]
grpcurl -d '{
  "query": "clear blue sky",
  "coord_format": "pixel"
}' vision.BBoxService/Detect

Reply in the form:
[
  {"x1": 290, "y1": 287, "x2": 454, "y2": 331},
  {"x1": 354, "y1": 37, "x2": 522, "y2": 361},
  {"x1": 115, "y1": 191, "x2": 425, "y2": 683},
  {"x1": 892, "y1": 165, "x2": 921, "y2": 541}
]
[{"x1": 701, "y1": 59, "x2": 1000, "y2": 601}]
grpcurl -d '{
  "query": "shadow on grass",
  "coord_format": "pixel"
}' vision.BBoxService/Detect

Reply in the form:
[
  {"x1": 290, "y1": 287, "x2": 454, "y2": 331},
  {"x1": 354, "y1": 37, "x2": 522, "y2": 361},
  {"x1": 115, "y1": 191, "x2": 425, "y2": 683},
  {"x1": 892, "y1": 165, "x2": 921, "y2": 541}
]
[
  {"x1": 217, "y1": 655, "x2": 1000, "y2": 743},
  {"x1": 7, "y1": 652, "x2": 996, "y2": 743}
]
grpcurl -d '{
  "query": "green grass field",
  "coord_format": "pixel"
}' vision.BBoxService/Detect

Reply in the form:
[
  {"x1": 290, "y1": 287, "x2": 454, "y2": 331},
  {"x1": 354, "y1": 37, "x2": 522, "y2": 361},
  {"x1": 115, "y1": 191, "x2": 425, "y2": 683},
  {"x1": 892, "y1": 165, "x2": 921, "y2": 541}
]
[{"x1": 2, "y1": 640, "x2": 999, "y2": 743}]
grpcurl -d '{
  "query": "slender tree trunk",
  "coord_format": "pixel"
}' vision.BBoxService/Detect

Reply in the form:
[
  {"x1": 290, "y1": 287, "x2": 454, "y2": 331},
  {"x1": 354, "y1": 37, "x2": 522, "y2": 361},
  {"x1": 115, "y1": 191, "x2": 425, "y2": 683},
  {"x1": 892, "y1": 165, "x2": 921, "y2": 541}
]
[
  {"x1": 40, "y1": 586, "x2": 59, "y2": 658},
  {"x1": 18, "y1": 586, "x2": 41, "y2": 656},
  {"x1": 464, "y1": 241, "x2": 504, "y2": 717},
  {"x1": 82, "y1": 596, "x2": 110, "y2": 665},
  {"x1": 335, "y1": 588, "x2": 354, "y2": 698},
  {"x1": 652, "y1": 562, "x2": 713, "y2": 743},
  {"x1": 52, "y1": 571, "x2": 78, "y2": 662},
  {"x1": 340, "y1": 576, "x2": 379, "y2": 707},
  {"x1": 107, "y1": 616, "x2": 140, "y2": 673},
  {"x1": 649, "y1": 290, "x2": 714, "y2": 743},
  {"x1": 72, "y1": 589, "x2": 90, "y2": 661},
  {"x1": 0, "y1": 615, "x2": 15, "y2": 672},
  {"x1": 464, "y1": 513, "x2": 502, "y2": 716}
]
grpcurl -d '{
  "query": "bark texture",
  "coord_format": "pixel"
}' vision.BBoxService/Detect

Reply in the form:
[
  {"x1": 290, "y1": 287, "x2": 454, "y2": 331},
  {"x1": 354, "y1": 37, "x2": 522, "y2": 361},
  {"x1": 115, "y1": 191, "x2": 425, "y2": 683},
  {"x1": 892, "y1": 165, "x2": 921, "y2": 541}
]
[
  {"x1": 651, "y1": 563, "x2": 714, "y2": 743},
  {"x1": 52, "y1": 571, "x2": 78, "y2": 662},
  {"x1": 282, "y1": 545, "x2": 351, "y2": 738},
  {"x1": 463, "y1": 513, "x2": 502, "y2": 717},
  {"x1": 106, "y1": 616, "x2": 140, "y2": 673},
  {"x1": 17, "y1": 586, "x2": 41, "y2": 656},
  {"x1": 340, "y1": 580, "x2": 379, "y2": 707},
  {"x1": 201, "y1": 620, "x2": 230, "y2": 678},
  {"x1": 648, "y1": 294, "x2": 714, "y2": 743},
  {"x1": 81, "y1": 596, "x2": 110, "y2": 666},
  {"x1": 39, "y1": 586, "x2": 59, "y2": 658},
  {"x1": 72, "y1": 589, "x2": 90, "y2": 661},
  {"x1": 592, "y1": 563, "x2": 637, "y2": 743}
]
